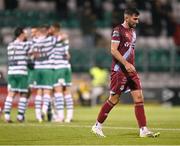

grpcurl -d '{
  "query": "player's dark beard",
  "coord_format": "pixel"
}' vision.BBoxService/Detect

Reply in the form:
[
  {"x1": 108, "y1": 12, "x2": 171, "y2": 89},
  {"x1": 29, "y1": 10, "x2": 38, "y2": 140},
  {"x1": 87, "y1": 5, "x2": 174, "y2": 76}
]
[{"x1": 128, "y1": 22, "x2": 136, "y2": 28}]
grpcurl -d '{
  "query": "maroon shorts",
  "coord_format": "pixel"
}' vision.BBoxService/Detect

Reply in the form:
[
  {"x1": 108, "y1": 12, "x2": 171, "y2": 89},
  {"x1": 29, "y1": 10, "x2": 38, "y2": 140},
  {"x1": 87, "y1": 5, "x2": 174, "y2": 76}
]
[{"x1": 110, "y1": 71, "x2": 142, "y2": 95}]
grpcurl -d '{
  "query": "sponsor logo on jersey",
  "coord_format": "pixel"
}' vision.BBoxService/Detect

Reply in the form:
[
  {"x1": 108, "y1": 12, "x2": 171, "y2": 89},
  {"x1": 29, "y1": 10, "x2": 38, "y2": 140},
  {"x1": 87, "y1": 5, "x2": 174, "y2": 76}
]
[{"x1": 125, "y1": 32, "x2": 131, "y2": 40}]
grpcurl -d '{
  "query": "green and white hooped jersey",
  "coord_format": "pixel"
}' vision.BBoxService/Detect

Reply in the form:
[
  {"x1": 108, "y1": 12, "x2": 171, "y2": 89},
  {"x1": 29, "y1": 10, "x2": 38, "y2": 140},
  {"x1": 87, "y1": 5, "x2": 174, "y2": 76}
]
[
  {"x1": 53, "y1": 38, "x2": 71, "y2": 69},
  {"x1": 7, "y1": 40, "x2": 30, "y2": 75},
  {"x1": 32, "y1": 36, "x2": 56, "y2": 69}
]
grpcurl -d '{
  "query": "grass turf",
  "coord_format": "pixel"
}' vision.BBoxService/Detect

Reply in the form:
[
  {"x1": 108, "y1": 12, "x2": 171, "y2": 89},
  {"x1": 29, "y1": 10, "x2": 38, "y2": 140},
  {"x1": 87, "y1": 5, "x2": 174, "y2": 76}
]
[{"x1": 0, "y1": 104, "x2": 180, "y2": 145}]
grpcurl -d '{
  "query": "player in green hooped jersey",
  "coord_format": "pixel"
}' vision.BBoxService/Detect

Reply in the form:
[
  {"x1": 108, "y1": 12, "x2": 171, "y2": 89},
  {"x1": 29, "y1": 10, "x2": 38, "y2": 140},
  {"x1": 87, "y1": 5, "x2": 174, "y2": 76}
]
[
  {"x1": 49, "y1": 23, "x2": 74, "y2": 123},
  {"x1": 31, "y1": 25, "x2": 57, "y2": 122},
  {"x1": 4, "y1": 27, "x2": 30, "y2": 123}
]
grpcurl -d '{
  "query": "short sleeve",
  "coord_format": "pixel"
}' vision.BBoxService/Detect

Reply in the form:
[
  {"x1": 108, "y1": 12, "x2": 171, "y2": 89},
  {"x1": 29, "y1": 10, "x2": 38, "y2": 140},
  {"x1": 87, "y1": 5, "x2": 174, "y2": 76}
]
[{"x1": 111, "y1": 28, "x2": 120, "y2": 43}]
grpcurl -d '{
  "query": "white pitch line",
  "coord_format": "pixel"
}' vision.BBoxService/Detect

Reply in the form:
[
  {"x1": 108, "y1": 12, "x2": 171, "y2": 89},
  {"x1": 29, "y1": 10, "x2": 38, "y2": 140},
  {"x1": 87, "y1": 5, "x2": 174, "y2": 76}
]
[
  {"x1": 0, "y1": 145, "x2": 178, "y2": 146},
  {"x1": 3, "y1": 145, "x2": 179, "y2": 146},
  {"x1": 7, "y1": 144, "x2": 176, "y2": 146},
  {"x1": 0, "y1": 123, "x2": 180, "y2": 132}
]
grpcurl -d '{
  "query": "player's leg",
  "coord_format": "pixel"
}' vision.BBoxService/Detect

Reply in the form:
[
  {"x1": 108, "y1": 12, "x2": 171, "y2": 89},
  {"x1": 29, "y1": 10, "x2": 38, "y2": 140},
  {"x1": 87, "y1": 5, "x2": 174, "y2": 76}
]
[
  {"x1": 33, "y1": 69, "x2": 43, "y2": 122},
  {"x1": 16, "y1": 75, "x2": 29, "y2": 122},
  {"x1": 17, "y1": 92, "x2": 28, "y2": 122},
  {"x1": 35, "y1": 88, "x2": 43, "y2": 122},
  {"x1": 4, "y1": 75, "x2": 17, "y2": 123},
  {"x1": 34, "y1": 69, "x2": 52, "y2": 121},
  {"x1": 128, "y1": 73, "x2": 160, "y2": 137},
  {"x1": 63, "y1": 68, "x2": 74, "y2": 123},
  {"x1": 4, "y1": 91, "x2": 16, "y2": 123},
  {"x1": 91, "y1": 71, "x2": 122, "y2": 137},
  {"x1": 131, "y1": 90, "x2": 160, "y2": 138},
  {"x1": 52, "y1": 69, "x2": 64, "y2": 122},
  {"x1": 131, "y1": 90, "x2": 146, "y2": 128},
  {"x1": 92, "y1": 93, "x2": 120, "y2": 137},
  {"x1": 47, "y1": 98, "x2": 52, "y2": 122},
  {"x1": 42, "y1": 89, "x2": 52, "y2": 117},
  {"x1": 54, "y1": 86, "x2": 64, "y2": 122},
  {"x1": 41, "y1": 69, "x2": 53, "y2": 118},
  {"x1": 63, "y1": 86, "x2": 73, "y2": 123},
  {"x1": 97, "y1": 94, "x2": 119, "y2": 123}
]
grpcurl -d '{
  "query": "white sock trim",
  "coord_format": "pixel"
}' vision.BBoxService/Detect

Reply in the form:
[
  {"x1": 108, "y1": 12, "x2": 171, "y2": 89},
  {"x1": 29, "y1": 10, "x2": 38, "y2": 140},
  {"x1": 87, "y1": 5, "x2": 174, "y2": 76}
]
[{"x1": 96, "y1": 121, "x2": 102, "y2": 128}]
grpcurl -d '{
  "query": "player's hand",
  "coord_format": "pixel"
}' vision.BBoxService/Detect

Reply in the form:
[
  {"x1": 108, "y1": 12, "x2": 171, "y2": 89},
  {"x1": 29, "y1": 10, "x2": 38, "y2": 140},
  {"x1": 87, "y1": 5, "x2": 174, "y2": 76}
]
[
  {"x1": 66, "y1": 53, "x2": 71, "y2": 60},
  {"x1": 124, "y1": 62, "x2": 136, "y2": 73},
  {"x1": 33, "y1": 51, "x2": 40, "y2": 59}
]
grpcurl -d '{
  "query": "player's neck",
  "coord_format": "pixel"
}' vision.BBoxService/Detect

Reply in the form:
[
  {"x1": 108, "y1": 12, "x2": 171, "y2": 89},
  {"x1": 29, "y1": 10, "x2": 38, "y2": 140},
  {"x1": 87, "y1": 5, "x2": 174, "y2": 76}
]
[
  {"x1": 38, "y1": 34, "x2": 47, "y2": 39},
  {"x1": 122, "y1": 22, "x2": 130, "y2": 29},
  {"x1": 54, "y1": 31, "x2": 60, "y2": 37},
  {"x1": 15, "y1": 37, "x2": 24, "y2": 42}
]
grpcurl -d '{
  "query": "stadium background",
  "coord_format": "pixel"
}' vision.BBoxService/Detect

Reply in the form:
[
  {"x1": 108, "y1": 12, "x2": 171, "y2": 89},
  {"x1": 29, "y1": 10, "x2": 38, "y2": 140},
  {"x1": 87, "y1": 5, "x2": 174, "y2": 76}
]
[{"x1": 0, "y1": 0, "x2": 180, "y2": 106}]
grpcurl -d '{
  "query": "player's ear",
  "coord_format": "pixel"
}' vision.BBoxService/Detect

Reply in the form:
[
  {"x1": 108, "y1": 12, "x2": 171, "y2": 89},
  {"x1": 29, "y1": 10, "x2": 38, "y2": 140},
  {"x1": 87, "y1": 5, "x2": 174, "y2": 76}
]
[{"x1": 124, "y1": 14, "x2": 129, "y2": 21}]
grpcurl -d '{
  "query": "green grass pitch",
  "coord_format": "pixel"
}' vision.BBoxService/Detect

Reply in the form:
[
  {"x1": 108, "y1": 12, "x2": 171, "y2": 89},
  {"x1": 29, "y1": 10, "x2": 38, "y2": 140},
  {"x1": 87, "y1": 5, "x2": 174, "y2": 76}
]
[{"x1": 0, "y1": 104, "x2": 180, "y2": 145}]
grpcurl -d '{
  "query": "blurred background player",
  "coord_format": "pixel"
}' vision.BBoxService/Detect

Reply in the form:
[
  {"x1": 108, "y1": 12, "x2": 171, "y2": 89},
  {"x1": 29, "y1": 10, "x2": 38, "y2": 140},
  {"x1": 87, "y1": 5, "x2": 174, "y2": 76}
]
[
  {"x1": 91, "y1": 8, "x2": 160, "y2": 138},
  {"x1": 89, "y1": 62, "x2": 108, "y2": 106},
  {"x1": 27, "y1": 26, "x2": 38, "y2": 89},
  {"x1": 3, "y1": 27, "x2": 30, "y2": 123},
  {"x1": 32, "y1": 25, "x2": 56, "y2": 122},
  {"x1": 49, "y1": 23, "x2": 74, "y2": 123},
  {"x1": 27, "y1": 26, "x2": 42, "y2": 121}
]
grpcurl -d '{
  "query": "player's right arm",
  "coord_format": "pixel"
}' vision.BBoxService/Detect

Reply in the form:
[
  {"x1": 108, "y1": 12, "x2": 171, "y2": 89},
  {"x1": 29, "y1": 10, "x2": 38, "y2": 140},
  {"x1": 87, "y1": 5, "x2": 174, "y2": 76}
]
[{"x1": 111, "y1": 28, "x2": 135, "y2": 73}]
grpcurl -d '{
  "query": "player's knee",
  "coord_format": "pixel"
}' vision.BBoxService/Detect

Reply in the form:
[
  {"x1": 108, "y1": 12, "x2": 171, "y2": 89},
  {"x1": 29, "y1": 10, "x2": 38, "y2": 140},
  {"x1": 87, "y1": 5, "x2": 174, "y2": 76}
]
[
  {"x1": 134, "y1": 94, "x2": 144, "y2": 103},
  {"x1": 108, "y1": 94, "x2": 119, "y2": 105},
  {"x1": 131, "y1": 90, "x2": 144, "y2": 103}
]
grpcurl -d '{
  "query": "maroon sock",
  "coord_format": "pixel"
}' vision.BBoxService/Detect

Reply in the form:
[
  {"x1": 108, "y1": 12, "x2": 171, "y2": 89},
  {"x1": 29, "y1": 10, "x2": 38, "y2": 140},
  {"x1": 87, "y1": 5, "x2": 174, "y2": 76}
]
[
  {"x1": 134, "y1": 102, "x2": 147, "y2": 128},
  {"x1": 97, "y1": 100, "x2": 115, "y2": 123}
]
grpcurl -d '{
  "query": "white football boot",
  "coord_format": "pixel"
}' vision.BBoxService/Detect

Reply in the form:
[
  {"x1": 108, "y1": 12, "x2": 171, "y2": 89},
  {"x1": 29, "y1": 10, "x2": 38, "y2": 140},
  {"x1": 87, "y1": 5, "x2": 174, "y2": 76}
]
[
  {"x1": 140, "y1": 127, "x2": 160, "y2": 138},
  {"x1": 91, "y1": 124, "x2": 106, "y2": 137}
]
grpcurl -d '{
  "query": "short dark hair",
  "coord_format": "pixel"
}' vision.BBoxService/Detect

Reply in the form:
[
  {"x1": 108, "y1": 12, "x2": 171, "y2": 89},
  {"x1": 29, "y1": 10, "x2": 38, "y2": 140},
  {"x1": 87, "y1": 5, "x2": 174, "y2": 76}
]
[
  {"x1": 40, "y1": 24, "x2": 49, "y2": 29},
  {"x1": 52, "y1": 22, "x2": 61, "y2": 30},
  {"x1": 124, "y1": 8, "x2": 139, "y2": 16},
  {"x1": 14, "y1": 27, "x2": 24, "y2": 37},
  {"x1": 31, "y1": 25, "x2": 38, "y2": 29}
]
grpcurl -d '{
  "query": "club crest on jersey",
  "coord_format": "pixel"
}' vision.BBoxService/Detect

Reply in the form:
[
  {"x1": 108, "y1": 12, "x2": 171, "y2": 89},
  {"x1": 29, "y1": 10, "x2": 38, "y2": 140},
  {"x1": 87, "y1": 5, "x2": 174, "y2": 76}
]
[
  {"x1": 112, "y1": 30, "x2": 120, "y2": 37},
  {"x1": 125, "y1": 32, "x2": 131, "y2": 40},
  {"x1": 120, "y1": 85, "x2": 125, "y2": 91}
]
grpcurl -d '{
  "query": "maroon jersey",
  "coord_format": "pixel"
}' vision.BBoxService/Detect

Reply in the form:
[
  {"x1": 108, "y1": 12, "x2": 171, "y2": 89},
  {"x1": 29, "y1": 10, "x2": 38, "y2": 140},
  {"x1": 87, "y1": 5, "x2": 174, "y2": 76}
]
[
  {"x1": 110, "y1": 24, "x2": 141, "y2": 95},
  {"x1": 111, "y1": 24, "x2": 136, "y2": 72}
]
